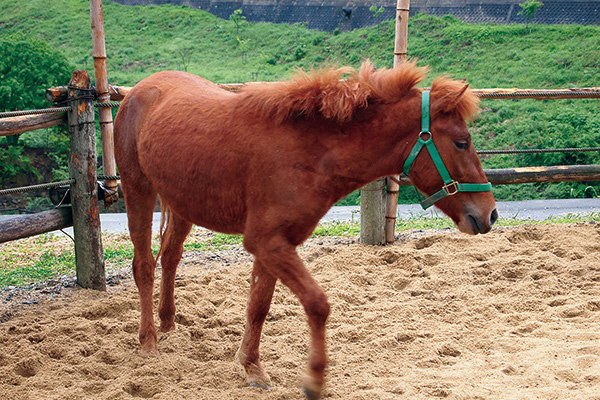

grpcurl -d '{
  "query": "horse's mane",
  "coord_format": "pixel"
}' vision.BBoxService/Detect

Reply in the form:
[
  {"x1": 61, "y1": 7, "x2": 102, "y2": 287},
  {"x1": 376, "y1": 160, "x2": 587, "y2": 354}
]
[
  {"x1": 237, "y1": 60, "x2": 479, "y2": 124},
  {"x1": 430, "y1": 76, "x2": 480, "y2": 122}
]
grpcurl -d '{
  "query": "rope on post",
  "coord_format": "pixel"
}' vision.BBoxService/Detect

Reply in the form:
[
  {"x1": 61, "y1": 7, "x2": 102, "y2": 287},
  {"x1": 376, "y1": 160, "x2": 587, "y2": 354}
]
[
  {"x1": 97, "y1": 174, "x2": 120, "y2": 180},
  {"x1": 94, "y1": 101, "x2": 121, "y2": 108}
]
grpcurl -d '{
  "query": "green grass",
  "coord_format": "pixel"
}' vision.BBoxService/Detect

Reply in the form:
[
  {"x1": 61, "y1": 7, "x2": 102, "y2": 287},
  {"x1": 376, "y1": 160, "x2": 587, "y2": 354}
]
[
  {"x1": 3, "y1": 214, "x2": 600, "y2": 288},
  {"x1": 183, "y1": 233, "x2": 244, "y2": 252}
]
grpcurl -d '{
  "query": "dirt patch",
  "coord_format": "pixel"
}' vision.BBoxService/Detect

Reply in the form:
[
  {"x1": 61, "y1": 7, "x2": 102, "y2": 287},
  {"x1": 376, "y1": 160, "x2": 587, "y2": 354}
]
[{"x1": 1, "y1": 223, "x2": 600, "y2": 399}]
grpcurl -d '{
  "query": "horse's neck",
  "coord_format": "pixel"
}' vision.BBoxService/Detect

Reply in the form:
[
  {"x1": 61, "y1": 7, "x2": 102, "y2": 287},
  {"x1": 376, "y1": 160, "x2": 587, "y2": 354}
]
[{"x1": 327, "y1": 104, "x2": 418, "y2": 188}]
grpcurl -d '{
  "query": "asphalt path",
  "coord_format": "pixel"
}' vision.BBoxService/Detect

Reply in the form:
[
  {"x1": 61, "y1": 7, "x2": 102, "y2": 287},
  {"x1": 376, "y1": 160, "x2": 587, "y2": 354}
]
[{"x1": 3, "y1": 198, "x2": 599, "y2": 236}]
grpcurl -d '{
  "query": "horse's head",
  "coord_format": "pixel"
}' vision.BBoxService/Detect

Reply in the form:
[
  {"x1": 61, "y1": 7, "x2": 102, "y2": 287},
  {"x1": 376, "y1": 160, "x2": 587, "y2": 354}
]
[{"x1": 403, "y1": 78, "x2": 498, "y2": 235}]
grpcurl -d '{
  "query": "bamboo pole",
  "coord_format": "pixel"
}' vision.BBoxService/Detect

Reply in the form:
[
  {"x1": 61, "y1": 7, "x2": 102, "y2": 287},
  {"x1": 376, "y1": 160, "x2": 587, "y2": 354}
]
[
  {"x1": 90, "y1": 0, "x2": 118, "y2": 207},
  {"x1": 393, "y1": 0, "x2": 410, "y2": 66},
  {"x1": 384, "y1": 0, "x2": 411, "y2": 244}
]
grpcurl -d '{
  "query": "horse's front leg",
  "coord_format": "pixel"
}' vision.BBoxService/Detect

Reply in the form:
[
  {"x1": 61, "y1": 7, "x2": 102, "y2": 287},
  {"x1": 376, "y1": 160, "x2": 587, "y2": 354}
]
[
  {"x1": 237, "y1": 259, "x2": 277, "y2": 389},
  {"x1": 249, "y1": 239, "x2": 330, "y2": 400}
]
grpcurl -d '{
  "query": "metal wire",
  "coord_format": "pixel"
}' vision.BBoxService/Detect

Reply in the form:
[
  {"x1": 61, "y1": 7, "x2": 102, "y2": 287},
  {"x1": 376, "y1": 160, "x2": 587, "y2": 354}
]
[
  {"x1": 0, "y1": 176, "x2": 121, "y2": 197},
  {"x1": 0, "y1": 106, "x2": 72, "y2": 118},
  {"x1": 0, "y1": 180, "x2": 75, "y2": 196},
  {"x1": 478, "y1": 147, "x2": 600, "y2": 155},
  {"x1": 476, "y1": 91, "x2": 600, "y2": 99}
]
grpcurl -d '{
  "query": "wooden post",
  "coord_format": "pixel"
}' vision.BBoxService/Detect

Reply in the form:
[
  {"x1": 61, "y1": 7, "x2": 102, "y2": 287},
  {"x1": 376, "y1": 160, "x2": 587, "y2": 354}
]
[
  {"x1": 360, "y1": 178, "x2": 386, "y2": 245},
  {"x1": 385, "y1": 0, "x2": 411, "y2": 244},
  {"x1": 67, "y1": 70, "x2": 106, "y2": 291},
  {"x1": 90, "y1": 0, "x2": 118, "y2": 206}
]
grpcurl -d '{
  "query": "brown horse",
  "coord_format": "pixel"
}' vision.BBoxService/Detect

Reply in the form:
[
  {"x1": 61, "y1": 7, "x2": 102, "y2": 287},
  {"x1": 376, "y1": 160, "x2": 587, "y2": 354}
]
[{"x1": 114, "y1": 60, "x2": 497, "y2": 399}]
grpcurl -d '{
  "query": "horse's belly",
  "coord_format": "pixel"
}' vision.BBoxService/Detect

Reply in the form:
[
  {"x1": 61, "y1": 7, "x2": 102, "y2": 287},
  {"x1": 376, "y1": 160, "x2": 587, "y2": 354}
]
[{"x1": 155, "y1": 178, "x2": 247, "y2": 235}]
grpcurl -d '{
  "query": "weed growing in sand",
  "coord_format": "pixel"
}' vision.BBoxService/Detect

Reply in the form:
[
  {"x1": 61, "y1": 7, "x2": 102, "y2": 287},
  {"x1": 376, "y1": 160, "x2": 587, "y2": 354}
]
[{"x1": 0, "y1": 249, "x2": 74, "y2": 287}]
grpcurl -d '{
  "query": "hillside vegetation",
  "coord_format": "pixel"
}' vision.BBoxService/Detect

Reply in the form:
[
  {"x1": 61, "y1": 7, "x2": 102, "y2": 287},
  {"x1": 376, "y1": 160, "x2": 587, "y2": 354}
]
[{"x1": 1, "y1": 0, "x2": 599, "y2": 206}]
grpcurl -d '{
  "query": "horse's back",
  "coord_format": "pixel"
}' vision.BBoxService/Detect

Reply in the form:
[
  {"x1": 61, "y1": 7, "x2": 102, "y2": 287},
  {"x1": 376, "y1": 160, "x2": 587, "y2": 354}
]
[
  {"x1": 116, "y1": 71, "x2": 226, "y2": 128},
  {"x1": 115, "y1": 70, "x2": 235, "y2": 172}
]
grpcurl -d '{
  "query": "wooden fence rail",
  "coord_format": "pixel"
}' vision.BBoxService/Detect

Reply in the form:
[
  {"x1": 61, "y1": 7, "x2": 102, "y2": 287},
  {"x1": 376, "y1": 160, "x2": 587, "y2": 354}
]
[
  {"x1": 0, "y1": 207, "x2": 72, "y2": 244},
  {"x1": 0, "y1": 111, "x2": 67, "y2": 137}
]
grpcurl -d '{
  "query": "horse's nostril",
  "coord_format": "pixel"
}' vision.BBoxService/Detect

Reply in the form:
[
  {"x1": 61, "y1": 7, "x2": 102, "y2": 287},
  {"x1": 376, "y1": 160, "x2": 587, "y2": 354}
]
[{"x1": 490, "y1": 208, "x2": 499, "y2": 226}]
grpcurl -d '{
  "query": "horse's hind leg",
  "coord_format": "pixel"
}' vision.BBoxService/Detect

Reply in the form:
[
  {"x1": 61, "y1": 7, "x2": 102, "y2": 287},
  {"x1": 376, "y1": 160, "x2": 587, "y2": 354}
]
[
  {"x1": 158, "y1": 211, "x2": 192, "y2": 332},
  {"x1": 122, "y1": 178, "x2": 159, "y2": 356},
  {"x1": 237, "y1": 259, "x2": 277, "y2": 389}
]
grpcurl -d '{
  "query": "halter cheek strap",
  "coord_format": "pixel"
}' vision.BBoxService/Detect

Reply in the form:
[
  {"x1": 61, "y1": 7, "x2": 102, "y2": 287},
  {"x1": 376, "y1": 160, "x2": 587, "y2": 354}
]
[{"x1": 402, "y1": 90, "x2": 492, "y2": 210}]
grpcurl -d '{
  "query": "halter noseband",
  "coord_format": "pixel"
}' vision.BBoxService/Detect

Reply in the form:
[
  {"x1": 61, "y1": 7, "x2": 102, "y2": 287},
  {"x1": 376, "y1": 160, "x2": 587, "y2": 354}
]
[{"x1": 402, "y1": 90, "x2": 492, "y2": 209}]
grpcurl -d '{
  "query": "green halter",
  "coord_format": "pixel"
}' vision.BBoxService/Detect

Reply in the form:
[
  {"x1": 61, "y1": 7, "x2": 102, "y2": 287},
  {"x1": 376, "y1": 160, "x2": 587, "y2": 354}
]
[{"x1": 402, "y1": 91, "x2": 492, "y2": 209}]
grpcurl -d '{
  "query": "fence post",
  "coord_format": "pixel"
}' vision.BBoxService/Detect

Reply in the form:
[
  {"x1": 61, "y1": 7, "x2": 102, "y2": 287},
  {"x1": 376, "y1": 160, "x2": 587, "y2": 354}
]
[
  {"x1": 90, "y1": 0, "x2": 119, "y2": 206},
  {"x1": 67, "y1": 70, "x2": 106, "y2": 290},
  {"x1": 360, "y1": 178, "x2": 386, "y2": 245},
  {"x1": 385, "y1": 0, "x2": 411, "y2": 244}
]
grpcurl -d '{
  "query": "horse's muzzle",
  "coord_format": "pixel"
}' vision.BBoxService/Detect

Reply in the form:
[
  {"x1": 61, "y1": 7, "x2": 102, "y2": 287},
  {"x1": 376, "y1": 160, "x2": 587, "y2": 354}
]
[{"x1": 466, "y1": 208, "x2": 498, "y2": 234}]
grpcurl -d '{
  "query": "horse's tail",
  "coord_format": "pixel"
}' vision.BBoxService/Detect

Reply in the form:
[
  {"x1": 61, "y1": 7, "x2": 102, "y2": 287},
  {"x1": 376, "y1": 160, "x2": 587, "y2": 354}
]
[{"x1": 155, "y1": 196, "x2": 170, "y2": 263}]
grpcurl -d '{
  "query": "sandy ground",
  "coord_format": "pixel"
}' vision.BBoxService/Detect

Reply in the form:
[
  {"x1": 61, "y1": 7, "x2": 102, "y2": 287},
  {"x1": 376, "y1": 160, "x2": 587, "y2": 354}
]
[{"x1": 1, "y1": 223, "x2": 600, "y2": 400}]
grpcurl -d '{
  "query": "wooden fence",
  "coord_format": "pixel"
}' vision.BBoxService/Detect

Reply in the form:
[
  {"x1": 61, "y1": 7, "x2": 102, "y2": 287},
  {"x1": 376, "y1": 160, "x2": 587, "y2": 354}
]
[
  {"x1": 1, "y1": 70, "x2": 105, "y2": 290},
  {"x1": 1, "y1": 0, "x2": 600, "y2": 290}
]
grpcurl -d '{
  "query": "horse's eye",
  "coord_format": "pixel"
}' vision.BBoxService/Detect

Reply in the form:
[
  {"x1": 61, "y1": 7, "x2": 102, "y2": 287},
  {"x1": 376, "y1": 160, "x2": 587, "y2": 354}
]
[{"x1": 454, "y1": 139, "x2": 469, "y2": 150}]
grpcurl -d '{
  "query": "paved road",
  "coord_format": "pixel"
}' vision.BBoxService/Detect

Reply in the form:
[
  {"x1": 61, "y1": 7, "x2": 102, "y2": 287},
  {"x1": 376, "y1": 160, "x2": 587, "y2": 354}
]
[{"x1": 3, "y1": 198, "x2": 597, "y2": 236}]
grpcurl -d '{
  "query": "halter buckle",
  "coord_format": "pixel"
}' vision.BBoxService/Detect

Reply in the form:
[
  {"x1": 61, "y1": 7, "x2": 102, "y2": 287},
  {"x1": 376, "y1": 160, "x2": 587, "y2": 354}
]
[{"x1": 443, "y1": 181, "x2": 459, "y2": 196}]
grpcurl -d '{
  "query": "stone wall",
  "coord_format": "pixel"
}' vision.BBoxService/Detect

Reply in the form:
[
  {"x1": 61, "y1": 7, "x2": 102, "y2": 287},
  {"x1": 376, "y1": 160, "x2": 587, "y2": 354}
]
[{"x1": 110, "y1": 0, "x2": 600, "y2": 31}]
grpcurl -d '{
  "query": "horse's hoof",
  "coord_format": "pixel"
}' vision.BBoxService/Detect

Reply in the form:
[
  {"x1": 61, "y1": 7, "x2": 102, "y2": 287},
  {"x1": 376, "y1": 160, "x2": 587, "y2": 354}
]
[
  {"x1": 140, "y1": 347, "x2": 159, "y2": 357},
  {"x1": 302, "y1": 375, "x2": 322, "y2": 400},
  {"x1": 303, "y1": 386, "x2": 321, "y2": 400},
  {"x1": 140, "y1": 341, "x2": 159, "y2": 357},
  {"x1": 249, "y1": 381, "x2": 272, "y2": 390},
  {"x1": 245, "y1": 368, "x2": 272, "y2": 390},
  {"x1": 237, "y1": 348, "x2": 272, "y2": 389}
]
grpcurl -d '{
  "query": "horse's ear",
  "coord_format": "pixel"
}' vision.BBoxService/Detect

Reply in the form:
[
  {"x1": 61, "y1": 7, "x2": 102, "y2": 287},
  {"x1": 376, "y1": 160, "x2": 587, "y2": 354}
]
[{"x1": 443, "y1": 84, "x2": 469, "y2": 113}]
